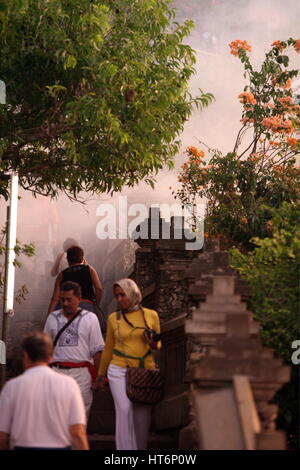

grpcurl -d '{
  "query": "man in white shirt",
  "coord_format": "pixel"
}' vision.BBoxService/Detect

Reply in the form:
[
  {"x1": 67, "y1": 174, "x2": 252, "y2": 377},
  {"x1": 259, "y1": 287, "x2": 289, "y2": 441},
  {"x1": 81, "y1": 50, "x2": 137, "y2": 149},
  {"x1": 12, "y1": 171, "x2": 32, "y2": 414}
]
[
  {"x1": 0, "y1": 331, "x2": 88, "y2": 450},
  {"x1": 44, "y1": 281, "x2": 105, "y2": 417}
]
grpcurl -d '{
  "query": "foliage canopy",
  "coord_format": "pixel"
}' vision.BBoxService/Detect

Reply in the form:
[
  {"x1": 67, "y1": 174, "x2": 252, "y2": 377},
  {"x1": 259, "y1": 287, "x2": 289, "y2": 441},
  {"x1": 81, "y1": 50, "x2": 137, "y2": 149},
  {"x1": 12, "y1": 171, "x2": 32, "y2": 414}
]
[{"x1": 0, "y1": 0, "x2": 213, "y2": 199}]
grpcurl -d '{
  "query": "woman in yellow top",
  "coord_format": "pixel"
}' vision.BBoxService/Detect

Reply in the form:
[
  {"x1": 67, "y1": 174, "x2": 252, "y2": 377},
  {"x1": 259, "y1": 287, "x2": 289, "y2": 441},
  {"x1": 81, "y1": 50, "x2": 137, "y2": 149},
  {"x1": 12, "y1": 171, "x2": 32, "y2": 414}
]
[{"x1": 95, "y1": 278, "x2": 161, "y2": 450}]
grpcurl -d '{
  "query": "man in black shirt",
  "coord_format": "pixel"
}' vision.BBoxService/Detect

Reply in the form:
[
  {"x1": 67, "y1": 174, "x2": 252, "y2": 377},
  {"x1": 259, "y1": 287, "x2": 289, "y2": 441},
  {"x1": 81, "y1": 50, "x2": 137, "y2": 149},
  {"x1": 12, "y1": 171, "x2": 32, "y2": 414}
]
[{"x1": 47, "y1": 246, "x2": 103, "y2": 316}]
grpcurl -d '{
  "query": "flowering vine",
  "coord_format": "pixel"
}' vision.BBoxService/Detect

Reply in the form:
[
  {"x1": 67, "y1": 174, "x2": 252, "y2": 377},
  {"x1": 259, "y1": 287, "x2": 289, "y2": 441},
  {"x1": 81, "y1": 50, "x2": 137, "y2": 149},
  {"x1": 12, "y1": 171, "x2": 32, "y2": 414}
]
[{"x1": 173, "y1": 38, "x2": 300, "y2": 249}]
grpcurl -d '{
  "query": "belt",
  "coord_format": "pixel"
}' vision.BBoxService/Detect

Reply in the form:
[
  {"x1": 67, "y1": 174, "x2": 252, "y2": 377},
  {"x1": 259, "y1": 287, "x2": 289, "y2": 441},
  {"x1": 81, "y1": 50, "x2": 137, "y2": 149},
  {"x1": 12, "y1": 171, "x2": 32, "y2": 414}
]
[
  {"x1": 80, "y1": 298, "x2": 95, "y2": 304},
  {"x1": 51, "y1": 364, "x2": 73, "y2": 369},
  {"x1": 113, "y1": 349, "x2": 151, "y2": 368},
  {"x1": 50, "y1": 361, "x2": 97, "y2": 382}
]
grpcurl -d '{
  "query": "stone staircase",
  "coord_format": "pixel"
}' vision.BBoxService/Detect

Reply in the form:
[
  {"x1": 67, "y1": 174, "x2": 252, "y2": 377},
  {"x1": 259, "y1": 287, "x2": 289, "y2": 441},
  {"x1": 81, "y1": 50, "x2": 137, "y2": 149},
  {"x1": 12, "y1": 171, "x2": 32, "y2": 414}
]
[
  {"x1": 88, "y1": 432, "x2": 178, "y2": 451},
  {"x1": 87, "y1": 389, "x2": 179, "y2": 450}
]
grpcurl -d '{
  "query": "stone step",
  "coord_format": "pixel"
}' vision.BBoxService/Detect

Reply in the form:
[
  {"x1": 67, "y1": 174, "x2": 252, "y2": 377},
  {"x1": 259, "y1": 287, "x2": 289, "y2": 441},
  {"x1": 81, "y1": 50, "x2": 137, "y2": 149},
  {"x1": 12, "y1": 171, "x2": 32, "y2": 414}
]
[
  {"x1": 88, "y1": 432, "x2": 178, "y2": 451},
  {"x1": 88, "y1": 434, "x2": 115, "y2": 451},
  {"x1": 198, "y1": 302, "x2": 247, "y2": 313},
  {"x1": 186, "y1": 318, "x2": 260, "y2": 336},
  {"x1": 87, "y1": 390, "x2": 116, "y2": 435},
  {"x1": 205, "y1": 294, "x2": 241, "y2": 304}
]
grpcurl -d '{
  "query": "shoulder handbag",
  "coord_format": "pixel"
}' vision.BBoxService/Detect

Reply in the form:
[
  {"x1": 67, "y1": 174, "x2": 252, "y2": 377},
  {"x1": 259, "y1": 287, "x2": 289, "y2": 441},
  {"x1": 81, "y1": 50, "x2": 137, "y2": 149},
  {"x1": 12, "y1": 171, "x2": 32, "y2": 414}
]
[{"x1": 116, "y1": 309, "x2": 164, "y2": 406}]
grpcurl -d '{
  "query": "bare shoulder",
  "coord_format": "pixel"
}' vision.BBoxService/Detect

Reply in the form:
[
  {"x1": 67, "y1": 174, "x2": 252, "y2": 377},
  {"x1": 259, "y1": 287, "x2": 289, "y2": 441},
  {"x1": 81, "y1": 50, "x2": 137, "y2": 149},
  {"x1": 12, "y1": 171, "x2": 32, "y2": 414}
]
[{"x1": 88, "y1": 265, "x2": 99, "y2": 276}]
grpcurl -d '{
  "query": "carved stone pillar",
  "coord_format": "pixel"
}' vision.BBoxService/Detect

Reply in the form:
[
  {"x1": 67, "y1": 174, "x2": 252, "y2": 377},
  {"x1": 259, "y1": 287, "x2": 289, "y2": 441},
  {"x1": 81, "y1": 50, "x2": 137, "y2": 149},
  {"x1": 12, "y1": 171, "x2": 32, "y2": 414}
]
[{"x1": 131, "y1": 209, "x2": 199, "y2": 431}]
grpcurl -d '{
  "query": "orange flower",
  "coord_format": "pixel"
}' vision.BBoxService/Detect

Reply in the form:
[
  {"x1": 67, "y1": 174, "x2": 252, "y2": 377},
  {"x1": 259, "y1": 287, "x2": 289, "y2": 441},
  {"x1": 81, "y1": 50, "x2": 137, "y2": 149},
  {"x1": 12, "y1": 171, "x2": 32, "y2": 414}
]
[
  {"x1": 294, "y1": 39, "x2": 300, "y2": 53},
  {"x1": 241, "y1": 217, "x2": 248, "y2": 224},
  {"x1": 273, "y1": 75, "x2": 293, "y2": 89},
  {"x1": 248, "y1": 153, "x2": 260, "y2": 162},
  {"x1": 271, "y1": 40, "x2": 286, "y2": 51},
  {"x1": 279, "y1": 96, "x2": 293, "y2": 104},
  {"x1": 238, "y1": 91, "x2": 257, "y2": 105},
  {"x1": 262, "y1": 116, "x2": 294, "y2": 134},
  {"x1": 276, "y1": 96, "x2": 299, "y2": 114},
  {"x1": 280, "y1": 119, "x2": 293, "y2": 133},
  {"x1": 263, "y1": 102, "x2": 275, "y2": 109},
  {"x1": 187, "y1": 146, "x2": 205, "y2": 158},
  {"x1": 204, "y1": 232, "x2": 209, "y2": 238},
  {"x1": 287, "y1": 137, "x2": 298, "y2": 148},
  {"x1": 241, "y1": 116, "x2": 254, "y2": 124},
  {"x1": 273, "y1": 165, "x2": 284, "y2": 172},
  {"x1": 269, "y1": 140, "x2": 281, "y2": 147},
  {"x1": 241, "y1": 116, "x2": 249, "y2": 125},
  {"x1": 229, "y1": 40, "x2": 251, "y2": 56},
  {"x1": 284, "y1": 78, "x2": 292, "y2": 89},
  {"x1": 291, "y1": 104, "x2": 300, "y2": 113}
]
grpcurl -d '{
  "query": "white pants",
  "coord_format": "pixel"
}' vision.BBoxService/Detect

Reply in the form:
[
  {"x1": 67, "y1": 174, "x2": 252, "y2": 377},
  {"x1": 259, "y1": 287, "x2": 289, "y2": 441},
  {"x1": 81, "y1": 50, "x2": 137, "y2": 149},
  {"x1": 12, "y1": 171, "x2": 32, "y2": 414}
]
[
  {"x1": 107, "y1": 364, "x2": 152, "y2": 450},
  {"x1": 53, "y1": 366, "x2": 92, "y2": 418}
]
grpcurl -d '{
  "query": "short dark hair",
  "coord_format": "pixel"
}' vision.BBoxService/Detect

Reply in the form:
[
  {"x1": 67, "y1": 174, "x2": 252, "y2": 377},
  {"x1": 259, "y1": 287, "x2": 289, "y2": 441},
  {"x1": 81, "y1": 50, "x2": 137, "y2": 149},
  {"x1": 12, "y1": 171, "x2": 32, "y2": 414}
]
[
  {"x1": 67, "y1": 246, "x2": 84, "y2": 264},
  {"x1": 61, "y1": 281, "x2": 82, "y2": 297},
  {"x1": 21, "y1": 331, "x2": 53, "y2": 363}
]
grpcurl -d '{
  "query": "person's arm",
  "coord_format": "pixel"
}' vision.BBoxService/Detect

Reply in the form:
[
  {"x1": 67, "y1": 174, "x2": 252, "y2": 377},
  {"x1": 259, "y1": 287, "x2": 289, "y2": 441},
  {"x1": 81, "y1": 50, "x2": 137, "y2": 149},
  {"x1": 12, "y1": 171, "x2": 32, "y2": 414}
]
[
  {"x1": 0, "y1": 383, "x2": 13, "y2": 450},
  {"x1": 69, "y1": 424, "x2": 89, "y2": 450},
  {"x1": 47, "y1": 273, "x2": 62, "y2": 316},
  {"x1": 89, "y1": 266, "x2": 103, "y2": 305},
  {"x1": 152, "y1": 310, "x2": 162, "y2": 350},
  {"x1": 0, "y1": 432, "x2": 9, "y2": 450},
  {"x1": 97, "y1": 315, "x2": 114, "y2": 377},
  {"x1": 93, "y1": 351, "x2": 102, "y2": 373},
  {"x1": 51, "y1": 252, "x2": 65, "y2": 277},
  {"x1": 92, "y1": 375, "x2": 107, "y2": 392},
  {"x1": 44, "y1": 314, "x2": 54, "y2": 338},
  {"x1": 89, "y1": 313, "x2": 105, "y2": 371}
]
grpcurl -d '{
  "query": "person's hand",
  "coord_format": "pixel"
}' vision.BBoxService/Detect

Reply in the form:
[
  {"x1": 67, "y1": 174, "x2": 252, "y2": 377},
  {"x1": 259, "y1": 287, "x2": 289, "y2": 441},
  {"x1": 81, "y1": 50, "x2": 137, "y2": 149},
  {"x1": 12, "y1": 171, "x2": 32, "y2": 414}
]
[
  {"x1": 92, "y1": 376, "x2": 108, "y2": 392},
  {"x1": 142, "y1": 330, "x2": 158, "y2": 350}
]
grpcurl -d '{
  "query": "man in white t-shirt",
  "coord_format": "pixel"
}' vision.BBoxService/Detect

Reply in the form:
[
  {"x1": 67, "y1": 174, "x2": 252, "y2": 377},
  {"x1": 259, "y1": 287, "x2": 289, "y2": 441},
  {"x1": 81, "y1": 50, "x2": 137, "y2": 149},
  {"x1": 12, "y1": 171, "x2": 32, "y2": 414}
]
[
  {"x1": 44, "y1": 281, "x2": 105, "y2": 417},
  {"x1": 0, "y1": 331, "x2": 88, "y2": 450}
]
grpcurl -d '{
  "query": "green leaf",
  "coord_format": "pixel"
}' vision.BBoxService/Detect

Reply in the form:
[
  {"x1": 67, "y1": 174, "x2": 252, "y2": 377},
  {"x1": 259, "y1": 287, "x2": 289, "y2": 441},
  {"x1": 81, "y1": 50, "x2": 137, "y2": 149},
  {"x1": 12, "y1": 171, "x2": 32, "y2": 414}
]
[{"x1": 64, "y1": 54, "x2": 77, "y2": 69}]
